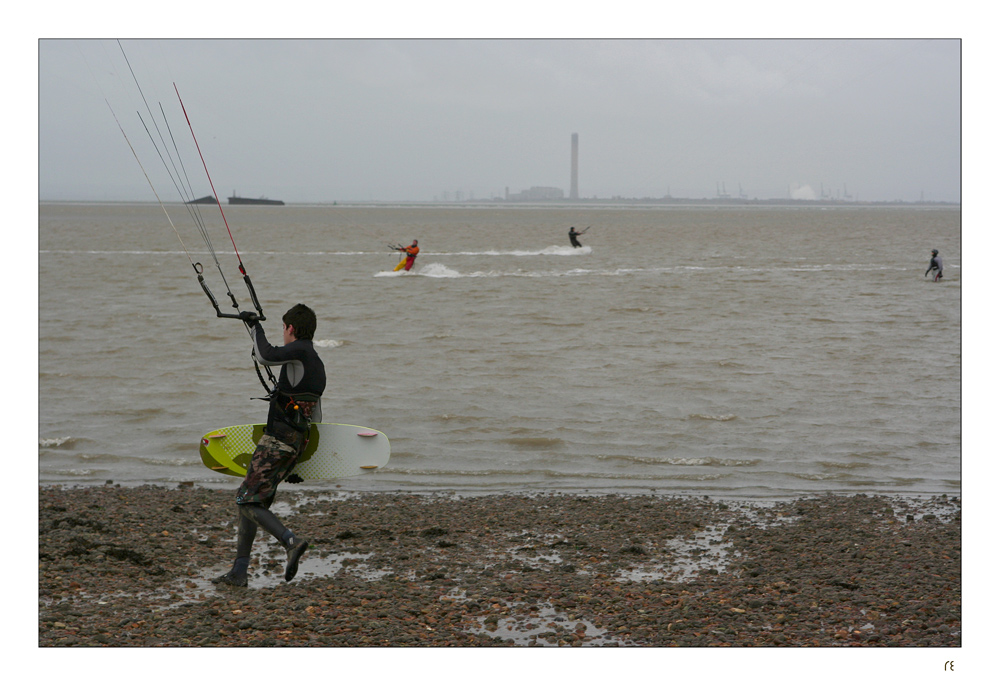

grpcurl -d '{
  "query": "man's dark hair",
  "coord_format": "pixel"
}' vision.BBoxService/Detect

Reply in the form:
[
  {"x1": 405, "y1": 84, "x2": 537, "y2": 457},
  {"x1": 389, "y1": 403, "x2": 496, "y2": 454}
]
[{"x1": 283, "y1": 304, "x2": 317, "y2": 340}]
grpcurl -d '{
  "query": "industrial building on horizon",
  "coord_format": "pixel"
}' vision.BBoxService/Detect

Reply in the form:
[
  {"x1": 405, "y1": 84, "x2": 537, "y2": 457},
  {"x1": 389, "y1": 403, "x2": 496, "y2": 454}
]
[
  {"x1": 504, "y1": 186, "x2": 565, "y2": 201},
  {"x1": 502, "y1": 132, "x2": 579, "y2": 202}
]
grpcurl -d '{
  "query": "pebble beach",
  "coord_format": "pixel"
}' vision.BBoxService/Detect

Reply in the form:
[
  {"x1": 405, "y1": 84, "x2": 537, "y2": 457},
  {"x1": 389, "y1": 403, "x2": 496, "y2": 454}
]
[{"x1": 38, "y1": 484, "x2": 960, "y2": 649}]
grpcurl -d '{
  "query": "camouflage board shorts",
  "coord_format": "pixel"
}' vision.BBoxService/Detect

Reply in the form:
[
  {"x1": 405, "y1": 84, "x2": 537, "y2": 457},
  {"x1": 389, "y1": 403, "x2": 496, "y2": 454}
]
[{"x1": 235, "y1": 429, "x2": 306, "y2": 506}]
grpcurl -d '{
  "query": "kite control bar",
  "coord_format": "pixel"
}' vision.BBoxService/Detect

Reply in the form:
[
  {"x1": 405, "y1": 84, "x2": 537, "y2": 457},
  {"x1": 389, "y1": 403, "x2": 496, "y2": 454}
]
[{"x1": 195, "y1": 262, "x2": 265, "y2": 321}]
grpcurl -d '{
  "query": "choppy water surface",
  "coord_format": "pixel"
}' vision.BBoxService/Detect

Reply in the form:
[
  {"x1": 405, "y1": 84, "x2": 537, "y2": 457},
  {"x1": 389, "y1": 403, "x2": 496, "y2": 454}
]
[{"x1": 38, "y1": 202, "x2": 960, "y2": 496}]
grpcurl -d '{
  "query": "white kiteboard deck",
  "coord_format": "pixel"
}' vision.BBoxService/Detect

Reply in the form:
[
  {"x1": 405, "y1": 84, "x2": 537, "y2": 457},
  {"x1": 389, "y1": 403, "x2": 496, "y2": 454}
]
[{"x1": 200, "y1": 423, "x2": 390, "y2": 480}]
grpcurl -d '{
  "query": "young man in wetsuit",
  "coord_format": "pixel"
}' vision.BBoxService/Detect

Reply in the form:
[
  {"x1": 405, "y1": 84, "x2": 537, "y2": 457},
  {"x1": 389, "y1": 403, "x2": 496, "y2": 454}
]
[
  {"x1": 925, "y1": 249, "x2": 943, "y2": 281},
  {"x1": 393, "y1": 240, "x2": 420, "y2": 271},
  {"x1": 213, "y1": 303, "x2": 327, "y2": 587},
  {"x1": 568, "y1": 227, "x2": 583, "y2": 248}
]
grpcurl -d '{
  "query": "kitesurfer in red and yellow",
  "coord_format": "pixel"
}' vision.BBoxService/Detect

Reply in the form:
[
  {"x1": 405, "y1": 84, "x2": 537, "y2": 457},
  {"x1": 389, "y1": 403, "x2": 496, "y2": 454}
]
[{"x1": 393, "y1": 240, "x2": 420, "y2": 272}]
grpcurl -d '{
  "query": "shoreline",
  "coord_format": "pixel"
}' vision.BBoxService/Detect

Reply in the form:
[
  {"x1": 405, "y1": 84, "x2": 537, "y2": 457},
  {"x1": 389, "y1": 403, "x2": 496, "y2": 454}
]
[
  {"x1": 37, "y1": 476, "x2": 963, "y2": 501},
  {"x1": 39, "y1": 484, "x2": 960, "y2": 648}
]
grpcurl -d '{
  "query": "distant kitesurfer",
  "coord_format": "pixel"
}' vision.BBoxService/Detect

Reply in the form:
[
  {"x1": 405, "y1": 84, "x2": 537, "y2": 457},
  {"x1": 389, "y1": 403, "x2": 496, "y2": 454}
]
[
  {"x1": 212, "y1": 304, "x2": 326, "y2": 587},
  {"x1": 925, "y1": 249, "x2": 943, "y2": 281},
  {"x1": 568, "y1": 226, "x2": 587, "y2": 248},
  {"x1": 394, "y1": 240, "x2": 420, "y2": 272}
]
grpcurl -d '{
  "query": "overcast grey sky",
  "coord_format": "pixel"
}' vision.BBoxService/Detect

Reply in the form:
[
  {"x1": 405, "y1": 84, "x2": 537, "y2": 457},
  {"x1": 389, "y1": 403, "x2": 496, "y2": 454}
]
[{"x1": 39, "y1": 38, "x2": 960, "y2": 203}]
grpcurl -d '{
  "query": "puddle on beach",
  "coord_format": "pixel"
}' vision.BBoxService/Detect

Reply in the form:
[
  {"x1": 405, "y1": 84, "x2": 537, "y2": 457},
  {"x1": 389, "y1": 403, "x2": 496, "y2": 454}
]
[
  {"x1": 54, "y1": 548, "x2": 393, "y2": 612},
  {"x1": 195, "y1": 548, "x2": 390, "y2": 594},
  {"x1": 435, "y1": 588, "x2": 624, "y2": 646},
  {"x1": 250, "y1": 549, "x2": 392, "y2": 588},
  {"x1": 615, "y1": 522, "x2": 735, "y2": 583},
  {"x1": 886, "y1": 494, "x2": 960, "y2": 524},
  {"x1": 465, "y1": 601, "x2": 630, "y2": 646}
]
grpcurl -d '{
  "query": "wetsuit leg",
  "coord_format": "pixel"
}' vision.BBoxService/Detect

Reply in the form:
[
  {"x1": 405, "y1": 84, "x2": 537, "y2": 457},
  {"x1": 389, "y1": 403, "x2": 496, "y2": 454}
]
[
  {"x1": 239, "y1": 503, "x2": 289, "y2": 542},
  {"x1": 235, "y1": 509, "x2": 258, "y2": 559},
  {"x1": 239, "y1": 503, "x2": 310, "y2": 582},
  {"x1": 212, "y1": 507, "x2": 258, "y2": 587}
]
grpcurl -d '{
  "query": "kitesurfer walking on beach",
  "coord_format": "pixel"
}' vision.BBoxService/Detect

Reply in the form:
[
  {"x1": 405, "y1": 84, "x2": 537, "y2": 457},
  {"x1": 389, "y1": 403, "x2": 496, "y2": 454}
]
[
  {"x1": 568, "y1": 226, "x2": 587, "y2": 248},
  {"x1": 393, "y1": 240, "x2": 420, "y2": 271},
  {"x1": 213, "y1": 304, "x2": 326, "y2": 587},
  {"x1": 925, "y1": 249, "x2": 943, "y2": 281}
]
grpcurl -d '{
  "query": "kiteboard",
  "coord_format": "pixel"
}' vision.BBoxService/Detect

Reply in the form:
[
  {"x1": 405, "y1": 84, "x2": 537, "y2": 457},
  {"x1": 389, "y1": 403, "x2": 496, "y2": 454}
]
[{"x1": 200, "y1": 423, "x2": 390, "y2": 480}]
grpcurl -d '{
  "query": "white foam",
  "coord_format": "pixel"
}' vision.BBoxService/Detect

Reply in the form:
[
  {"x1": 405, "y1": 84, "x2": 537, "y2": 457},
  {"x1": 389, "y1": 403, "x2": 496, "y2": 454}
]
[
  {"x1": 537, "y1": 245, "x2": 592, "y2": 256},
  {"x1": 39, "y1": 437, "x2": 75, "y2": 448},
  {"x1": 417, "y1": 263, "x2": 463, "y2": 278}
]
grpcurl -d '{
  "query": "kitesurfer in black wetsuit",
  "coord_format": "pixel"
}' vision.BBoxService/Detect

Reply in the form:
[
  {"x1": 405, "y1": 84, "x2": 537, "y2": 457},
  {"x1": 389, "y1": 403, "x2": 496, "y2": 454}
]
[
  {"x1": 569, "y1": 227, "x2": 584, "y2": 248},
  {"x1": 213, "y1": 304, "x2": 327, "y2": 587},
  {"x1": 925, "y1": 249, "x2": 943, "y2": 281}
]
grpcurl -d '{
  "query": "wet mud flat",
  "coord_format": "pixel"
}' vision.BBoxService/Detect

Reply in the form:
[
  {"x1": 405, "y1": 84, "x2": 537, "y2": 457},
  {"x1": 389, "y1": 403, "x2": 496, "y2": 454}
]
[{"x1": 38, "y1": 485, "x2": 960, "y2": 647}]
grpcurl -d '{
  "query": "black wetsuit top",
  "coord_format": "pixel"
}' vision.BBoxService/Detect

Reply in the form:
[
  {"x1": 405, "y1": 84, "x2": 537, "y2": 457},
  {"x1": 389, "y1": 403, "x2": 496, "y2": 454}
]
[{"x1": 251, "y1": 323, "x2": 327, "y2": 434}]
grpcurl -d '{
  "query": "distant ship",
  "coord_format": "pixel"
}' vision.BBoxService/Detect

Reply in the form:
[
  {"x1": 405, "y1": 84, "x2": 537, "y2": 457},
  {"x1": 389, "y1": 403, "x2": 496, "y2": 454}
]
[
  {"x1": 187, "y1": 195, "x2": 217, "y2": 205},
  {"x1": 228, "y1": 192, "x2": 284, "y2": 206}
]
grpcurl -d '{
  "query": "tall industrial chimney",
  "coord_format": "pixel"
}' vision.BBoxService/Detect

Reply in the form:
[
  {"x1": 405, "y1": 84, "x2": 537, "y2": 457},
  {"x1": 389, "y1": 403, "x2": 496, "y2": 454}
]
[{"x1": 570, "y1": 133, "x2": 579, "y2": 200}]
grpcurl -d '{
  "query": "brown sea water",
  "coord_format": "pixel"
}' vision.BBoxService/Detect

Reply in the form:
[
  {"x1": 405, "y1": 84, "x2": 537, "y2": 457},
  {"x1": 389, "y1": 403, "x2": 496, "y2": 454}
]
[{"x1": 38, "y1": 202, "x2": 960, "y2": 496}]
